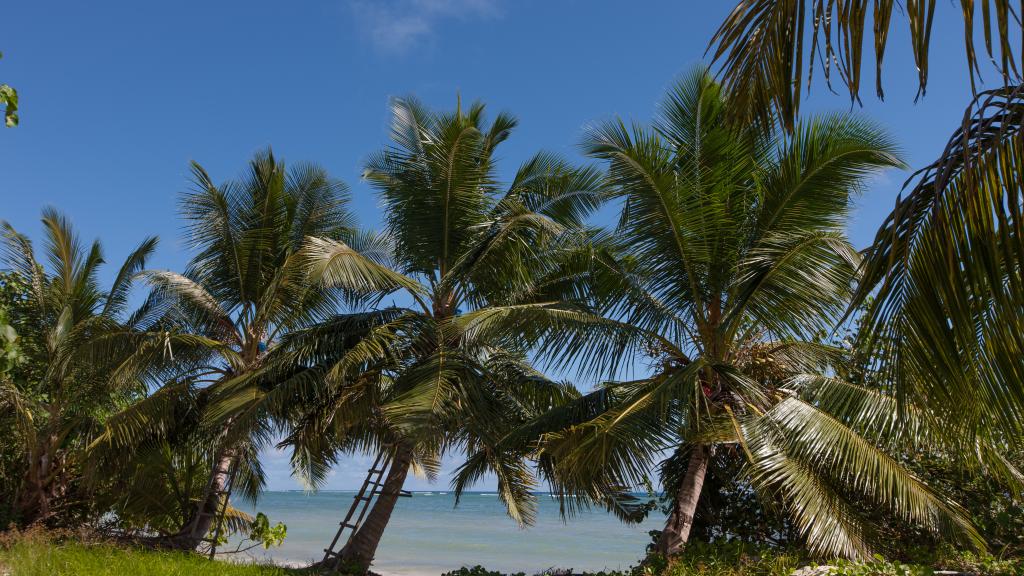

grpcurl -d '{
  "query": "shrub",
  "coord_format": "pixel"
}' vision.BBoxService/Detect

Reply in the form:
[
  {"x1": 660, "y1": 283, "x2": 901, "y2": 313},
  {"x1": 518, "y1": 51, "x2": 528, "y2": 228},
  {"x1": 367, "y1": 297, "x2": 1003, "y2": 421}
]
[
  {"x1": 829, "y1": 556, "x2": 932, "y2": 576},
  {"x1": 930, "y1": 549, "x2": 1024, "y2": 576},
  {"x1": 654, "y1": 542, "x2": 803, "y2": 576}
]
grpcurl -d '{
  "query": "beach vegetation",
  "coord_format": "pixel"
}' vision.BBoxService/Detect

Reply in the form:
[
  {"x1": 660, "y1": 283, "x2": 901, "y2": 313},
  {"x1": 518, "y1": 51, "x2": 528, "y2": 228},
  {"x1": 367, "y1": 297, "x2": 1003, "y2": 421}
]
[
  {"x1": 0, "y1": 211, "x2": 160, "y2": 526},
  {"x1": 2, "y1": 1, "x2": 1024, "y2": 570}
]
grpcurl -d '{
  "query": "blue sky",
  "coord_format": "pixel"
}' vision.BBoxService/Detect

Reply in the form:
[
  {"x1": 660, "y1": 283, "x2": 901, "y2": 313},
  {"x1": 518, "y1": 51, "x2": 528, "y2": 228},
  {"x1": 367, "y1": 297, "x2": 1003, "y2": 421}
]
[{"x1": 0, "y1": 1, "x2": 986, "y2": 490}]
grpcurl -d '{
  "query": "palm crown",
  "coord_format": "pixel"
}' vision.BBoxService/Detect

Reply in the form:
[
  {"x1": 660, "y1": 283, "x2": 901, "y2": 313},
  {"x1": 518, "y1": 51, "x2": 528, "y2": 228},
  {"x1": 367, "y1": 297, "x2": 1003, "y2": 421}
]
[{"x1": 93, "y1": 149, "x2": 358, "y2": 547}]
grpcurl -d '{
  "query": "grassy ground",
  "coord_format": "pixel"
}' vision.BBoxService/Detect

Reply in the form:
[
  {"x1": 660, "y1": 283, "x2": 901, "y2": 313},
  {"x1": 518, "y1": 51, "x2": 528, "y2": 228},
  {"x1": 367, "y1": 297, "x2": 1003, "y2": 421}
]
[{"x1": 0, "y1": 536, "x2": 310, "y2": 576}]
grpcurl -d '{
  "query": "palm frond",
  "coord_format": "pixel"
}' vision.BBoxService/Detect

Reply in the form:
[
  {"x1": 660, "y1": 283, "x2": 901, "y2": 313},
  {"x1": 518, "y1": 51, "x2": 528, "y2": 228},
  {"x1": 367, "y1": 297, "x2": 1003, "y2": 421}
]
[
  {"x1": 102, "y1": 236, "x2": 159, "y2": 318},
  {"x1": 748, "y1": 397, "x2": 984, "y2": 556},
  {"x1": 709, "y1": 0, "x2": 1023, "y2": 129},
  {"x1": 855, "y1": 84, "x2": 1024, "y2": 444}
]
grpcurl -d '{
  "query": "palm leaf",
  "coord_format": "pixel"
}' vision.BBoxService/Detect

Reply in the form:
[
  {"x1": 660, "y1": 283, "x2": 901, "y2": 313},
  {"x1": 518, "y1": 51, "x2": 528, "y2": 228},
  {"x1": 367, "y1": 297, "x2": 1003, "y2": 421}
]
[{"x1": 709, "y1": 0, "x2": 1023, "y2": 130}]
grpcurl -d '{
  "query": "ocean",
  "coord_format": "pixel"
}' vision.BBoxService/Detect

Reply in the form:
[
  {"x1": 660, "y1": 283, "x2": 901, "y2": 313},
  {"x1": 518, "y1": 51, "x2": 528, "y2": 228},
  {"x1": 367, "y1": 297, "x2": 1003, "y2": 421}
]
[{"x1": 234, "y1": 491, "x2": 665, "y2": 575}]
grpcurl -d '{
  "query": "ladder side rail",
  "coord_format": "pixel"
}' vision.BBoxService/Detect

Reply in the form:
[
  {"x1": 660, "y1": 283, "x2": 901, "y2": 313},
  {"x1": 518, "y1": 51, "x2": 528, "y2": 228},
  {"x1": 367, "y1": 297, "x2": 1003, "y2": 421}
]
[
  {"x1": 321, "y1": 450, "x2": 390, "y2": 567},
  {"x1": 344, "y1": 456, "x2": 389, "y2": 539},
  {"x1": 321, "y1": 471, "x2": 374, "y2": 562}
]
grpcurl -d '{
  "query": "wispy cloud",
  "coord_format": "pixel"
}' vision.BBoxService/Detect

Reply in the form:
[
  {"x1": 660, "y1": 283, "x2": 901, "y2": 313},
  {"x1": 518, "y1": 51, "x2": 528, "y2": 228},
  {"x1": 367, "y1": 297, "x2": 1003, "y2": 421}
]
[{"x1": 349, "y1": 0, "x2": 502, "y2": 54}]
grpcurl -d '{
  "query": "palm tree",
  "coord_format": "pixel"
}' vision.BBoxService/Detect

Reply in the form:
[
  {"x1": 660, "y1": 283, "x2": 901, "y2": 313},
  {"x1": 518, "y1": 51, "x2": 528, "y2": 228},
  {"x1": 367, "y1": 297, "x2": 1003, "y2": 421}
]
[
  {"x1": 0, "y1": 208, "x2": 156, "y2": 524},
  {"x1": 711, "y1": 2, "x2": 1024, "y2": 478},
  {"x1": 708, "y1": 0, "x2": 1023, "y2": 130},
  {"x1": 260, "y1": 96, "x2": 609, "y2": 572},
  {"x1": 92, "y1": 149, "x2": 358, "y2": 550},
  {"x1": 520, "y1": 68, "x2": 985, "y2": 559}
]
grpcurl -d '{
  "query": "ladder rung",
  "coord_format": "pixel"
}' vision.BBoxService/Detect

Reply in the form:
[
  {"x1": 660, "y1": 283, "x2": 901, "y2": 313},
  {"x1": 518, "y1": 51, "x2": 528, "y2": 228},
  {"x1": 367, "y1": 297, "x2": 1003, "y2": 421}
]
[
  {"x1": 338, "y1": 522, "x2": 357, "y2": 529},
  {"x1": 368, "y1": 468, "x2": 386, "y2": 474},
  {"x1": 351, "y1": 489, "x2": 410, "y2": 499}
]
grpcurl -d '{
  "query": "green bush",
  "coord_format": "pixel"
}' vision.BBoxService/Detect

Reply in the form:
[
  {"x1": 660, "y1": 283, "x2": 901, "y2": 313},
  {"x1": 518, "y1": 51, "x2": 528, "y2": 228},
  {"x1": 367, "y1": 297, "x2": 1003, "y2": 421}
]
[
  {"x1": 829, "y1": 556, "x2": 932, "y2": 576},
  {"x1": 443, "y1": 566, "x2": 528, "y2": 576},
  {"x1": 929, "y1": 548, "x2": 1024, "y2": 575},
  {"x1": 654, "y1": 542, "x2": 803, "y2": 576}
]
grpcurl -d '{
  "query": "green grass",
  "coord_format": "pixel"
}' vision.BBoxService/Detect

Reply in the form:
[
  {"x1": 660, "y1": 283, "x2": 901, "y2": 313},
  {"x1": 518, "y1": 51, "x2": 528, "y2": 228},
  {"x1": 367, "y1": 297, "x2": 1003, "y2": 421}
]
[{"x1": 0, "y1": 537, "x2": 310, "y2": 576}]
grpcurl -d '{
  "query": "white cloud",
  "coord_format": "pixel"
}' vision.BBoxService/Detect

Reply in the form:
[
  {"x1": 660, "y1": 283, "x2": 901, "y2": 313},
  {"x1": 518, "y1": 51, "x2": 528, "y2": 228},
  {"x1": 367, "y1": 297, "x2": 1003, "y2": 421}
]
[{"x1": 349, "y1": 0, "x2": 502, "y2": 54}]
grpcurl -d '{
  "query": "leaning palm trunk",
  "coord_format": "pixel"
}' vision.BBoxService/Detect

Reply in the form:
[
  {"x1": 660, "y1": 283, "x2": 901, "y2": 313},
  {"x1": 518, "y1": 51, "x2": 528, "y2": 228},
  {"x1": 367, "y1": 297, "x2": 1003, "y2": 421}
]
[
  {"x1": 656, "y1": 445, "x2": 710, "y2": 556},
  {"x1": 170, "y1": 449, "x2": 235, "y2": 549},
  {"x1": 340, "y1": 446, "x2": 413, "y2": 572}
]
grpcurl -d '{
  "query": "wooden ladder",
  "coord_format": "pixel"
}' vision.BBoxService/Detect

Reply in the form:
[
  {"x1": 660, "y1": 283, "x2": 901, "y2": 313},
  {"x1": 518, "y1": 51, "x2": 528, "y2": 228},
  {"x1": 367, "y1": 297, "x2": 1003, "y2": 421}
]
[
  {"x1": 199, "y1": 458, "x2": 239, "y2": 559},
  {"x1": 320, "y1": 450, "x2": 411, "y2": 573}
]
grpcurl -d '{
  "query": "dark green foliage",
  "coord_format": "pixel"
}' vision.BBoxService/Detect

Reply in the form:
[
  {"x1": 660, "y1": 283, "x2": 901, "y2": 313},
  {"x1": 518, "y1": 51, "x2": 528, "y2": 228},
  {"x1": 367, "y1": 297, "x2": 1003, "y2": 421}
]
[
  {"x1": 827, "y1": 556, "x2": 934, "y2": 576},
  {"x1": 873, "y1": 450, "x2": 1024, "y2": 559},
  {"x1": 0, "y1": 271, "x2": 45, "y2": 391},
  {"x1": 442, "y1": 565, "x2": 528, "y2": 576},
  {"x1": 0, "y1": 212, "x2": 160, "y2": 527},
  {"x1": 653, "y1": 542, "x2": 803, "y2": 576}
]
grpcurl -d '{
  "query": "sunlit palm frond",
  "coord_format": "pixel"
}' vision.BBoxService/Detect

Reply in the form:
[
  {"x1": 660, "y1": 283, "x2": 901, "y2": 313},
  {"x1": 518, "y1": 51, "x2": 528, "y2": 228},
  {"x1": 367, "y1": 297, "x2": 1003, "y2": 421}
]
[
  {"x1": 743, "y1": 397, "x2": 984, "y2": 557},
  {"x1": 454, "y1": 302, "x2": 649, "y2": 380},
  {"x1": 301, "y1": 236, "x2": 426, "y2": 304}
]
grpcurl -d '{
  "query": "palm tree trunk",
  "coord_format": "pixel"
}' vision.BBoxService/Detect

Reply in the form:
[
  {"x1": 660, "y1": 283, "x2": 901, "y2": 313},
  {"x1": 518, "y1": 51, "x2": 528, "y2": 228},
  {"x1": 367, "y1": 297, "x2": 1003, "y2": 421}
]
[
  {"x1": 17, "y1": 455, "x2": 47, "y2": 524},
  {"x1": 169, "y1": 449, "x2": 234, "y2": 550},
  {"x1": 17, "y1": 434, "x2": 58, "y2": 525},
  {"x1": 341, "y1": 445, "x2": 413, "y2": 572},
  {"x1": 656, "y1": 444, "x2": 710, "y2": 557}
]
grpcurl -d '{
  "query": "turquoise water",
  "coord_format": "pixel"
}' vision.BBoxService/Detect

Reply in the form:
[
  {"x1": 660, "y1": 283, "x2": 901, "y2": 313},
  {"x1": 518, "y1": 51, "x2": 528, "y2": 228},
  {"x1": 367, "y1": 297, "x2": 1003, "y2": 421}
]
[{"x1": 237, "y1": 491, "x2": 664, "y2": 575}]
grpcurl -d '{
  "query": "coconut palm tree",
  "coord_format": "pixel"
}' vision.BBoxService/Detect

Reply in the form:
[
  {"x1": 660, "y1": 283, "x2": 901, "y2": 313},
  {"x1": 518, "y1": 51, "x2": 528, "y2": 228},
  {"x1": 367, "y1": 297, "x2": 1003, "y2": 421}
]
[
  {"x1": 255, "y1": 96, "x2": 611, "y2": 572},
  {"x1": 91, "y1": 149, "x2": 360, "y2": 550},
  {"x1": 0, "y1": 208, "x2": 157, "y2": 524},
  {"x1": 513, "y1": 68, "x2": 987, "y2": 559},
  {"x1": 710, "y1": 1, "x2": 1024, "y2": 476}
]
